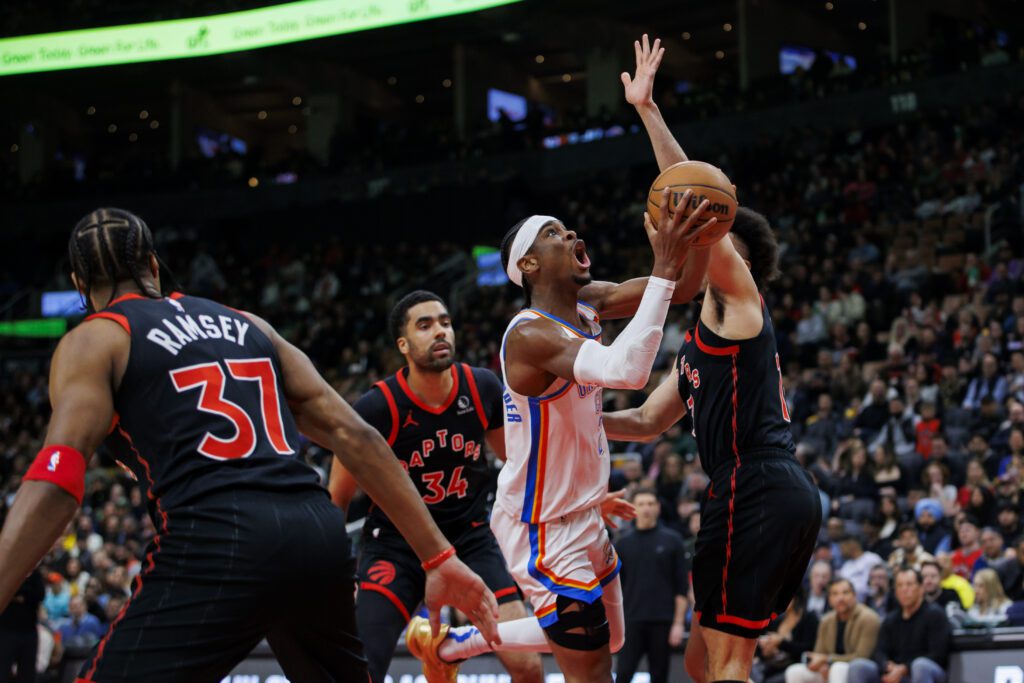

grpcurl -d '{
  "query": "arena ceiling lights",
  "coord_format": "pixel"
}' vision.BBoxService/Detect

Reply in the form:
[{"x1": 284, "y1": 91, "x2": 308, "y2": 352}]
[{"x1": 0, "y1": 0, "x2": 521, "y2": 77}]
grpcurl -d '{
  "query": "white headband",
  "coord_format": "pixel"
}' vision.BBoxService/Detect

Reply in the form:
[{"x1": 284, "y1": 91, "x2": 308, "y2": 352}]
[{"x1": 506, "y1": 215, "x2": 558, "y2": 287}]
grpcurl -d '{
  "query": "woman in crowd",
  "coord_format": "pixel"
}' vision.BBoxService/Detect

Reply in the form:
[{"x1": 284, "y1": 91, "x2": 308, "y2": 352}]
[{"x1": 967, "y1": 568, "x2": 1012, "y2": 625}]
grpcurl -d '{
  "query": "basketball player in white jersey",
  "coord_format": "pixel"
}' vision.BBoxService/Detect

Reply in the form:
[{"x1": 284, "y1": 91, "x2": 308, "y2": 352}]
[{"x1": 406, "y1": 195, "x2": 715, "y2": 682}]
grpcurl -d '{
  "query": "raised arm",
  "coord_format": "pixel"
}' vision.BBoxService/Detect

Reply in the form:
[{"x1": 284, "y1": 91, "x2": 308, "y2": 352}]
[
  {"x1": 603, "y1": 367, "x2": 686, "y2": 441},
  {"x1": 248, "y1": 314, "x2": 499, "y2": 640},
  {"x1": 0, "y1": 320, "x2": 124, "y2": 611},
  {"x1": 622, "y1": 34, "x2": 688, "y2": 171},
  {"x1": 581, "y1": 34, "x2": 710, "y2": 320}
]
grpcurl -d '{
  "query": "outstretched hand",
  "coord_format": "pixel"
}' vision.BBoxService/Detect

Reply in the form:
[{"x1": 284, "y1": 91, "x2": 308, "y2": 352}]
[
  {"x1": 622, "y1": 34, "x2": 665, "y2": 108},
  {"x1": 423, "y1": 555, "x2": 502, "y2": 645},
  {"x1": 600, "y1": 489, "x2": 637, "y2": 528}
]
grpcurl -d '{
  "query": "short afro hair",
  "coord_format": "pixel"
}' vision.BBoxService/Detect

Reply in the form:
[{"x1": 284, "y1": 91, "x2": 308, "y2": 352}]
[
  {"x1": 389, "y1": 290, "x2": 446, "y2": 341},
  {"x1": 729, "y1": 207, "x2": 780, "y2": 290}
]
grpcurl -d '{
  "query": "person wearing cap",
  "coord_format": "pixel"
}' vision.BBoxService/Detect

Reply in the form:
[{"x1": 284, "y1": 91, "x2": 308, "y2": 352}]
[{"x1": 913, "y1": 499, "x2": 951, "y2": 556}]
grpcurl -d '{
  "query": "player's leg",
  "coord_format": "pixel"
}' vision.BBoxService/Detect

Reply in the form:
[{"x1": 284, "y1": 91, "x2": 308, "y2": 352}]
[
  {"x1": 684, "y1": 620, "x2": 708, "y2": 683},
  {"x1": 542, "y1": 506, "x2": 624, "y2": 683},
  {"x1": 352, "y1": 545, "x2": 424, "y2": 683},
  {"x1": 494, "y1": 599, "x2": 546, "y2": 683},
  {"x1": 700, "y1": 627, "x2": 758, "y2": 682},
  {"x1": 457, "y1": 524, "x2": 544, "y2": 682},
  {"x1": 263, "y1": 496, "x2": 377, "y2": 682},
  {"x1": 352, "y1": 590, "x2": 412, "y2": 683}
]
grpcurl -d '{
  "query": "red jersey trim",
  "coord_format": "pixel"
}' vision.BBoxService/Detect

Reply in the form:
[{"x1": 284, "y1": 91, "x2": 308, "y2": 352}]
[
  {"x1": 84, "y1": 426, "x2": 168, "y2": 681},
  {"x1": 169, "y1": 292, "x2": 184, "y2": 300},
  {"x1": 395, "y1": 366, "x2": 459, "y2": 415},
  {"x1": 494, "y1": 586, "x2": 519, "y2": 600},
  {"x1": 359, "y1": 581, "x2": 411, "y2": 622},
  {"x1": 716, "y1": 613, "x2": 772, "y2": 630},
  {"x1": 106, "y1": 292, "x2": 148, "y2": 306},
  {"x1": 85, "y1": 311, "x2": 130, "y2": 334},
  {"x1": 374, "y1": 381, "x2": 400, "y2": 447},
  {"x1": 460, "y1": 364, "x2": 489, "y2": 430},
  {"x1": 694, "y1": 325, "x2": 739, "y2": 356}
]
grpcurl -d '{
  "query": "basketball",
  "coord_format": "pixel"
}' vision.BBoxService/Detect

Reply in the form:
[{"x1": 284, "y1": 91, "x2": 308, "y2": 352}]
[{"x1": 647, "y1": 161, "x2": 738, "y2": 247}]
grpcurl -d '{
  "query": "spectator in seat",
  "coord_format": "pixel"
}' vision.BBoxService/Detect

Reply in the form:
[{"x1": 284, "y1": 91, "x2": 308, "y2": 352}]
[
  {"x1": 936, "y1": 552, "x2": 975, "y2": 609},
  {"x1": 920, "y1": 560, "x2": 963, "y2": 610},
  {"x1": 996, "y1": 502, "x2": 1022, "y2": 549},
  {"x1": 967, "y1": 568, "x2": 1012, "y2": 626},
  {"x1": 784, "y1": 578, "x2": 881, "y2": 683},
  {"x1": 868, "y1": 393, "x2": 918, "y2": 467},
  {"x1": 847, "y1": 568, "x2": 951, "y2": 683},
  {"x1": 950, "y1": 515, "x2": 984, "y2": 579},
  {"x1": 805, "y1": 394, "x2": 844, "y2": 460},
  {"x1": 914, "y1": 402, "x2": 941, "y2": 461},
  {"x1": 838, "y1": 535, "x2": 885, "y2": 602},
  {"x1": 963, "y1": 353, "x2": 1007, "y2": 411},
  {"x1": 854, "y1": 380, "x2": 889, "y2": 443},
  {"x1": 921, "y1": 462, "x2": 958, "y2": 519},
  {"x1": 888, "y1": 523, "x2": 935, "y2": 573},
  {"x1": 974, "y1": 527, "x2": 1013, "y2": 578},
  {"x1": 833, "y1": 440, "x2": 879, "y2": 520},
  {"x1": 867, "y1": 564, "x2": 896, "y2": 615},
  {"x1": 914, "y1": 499, "x2": 951, "y2": 555},
  {"x1": 756, "y1": 589, "x2": 820, "y2": 683},
  {"x1": 57, "y1": 595, "x2": 106, "y2": 648},
  {"x1": 807, "y1": 560, "x2": 834, "y2": 619},
  {"x1": 872, "y1": 448, "x2": 905, "y2": 497}
]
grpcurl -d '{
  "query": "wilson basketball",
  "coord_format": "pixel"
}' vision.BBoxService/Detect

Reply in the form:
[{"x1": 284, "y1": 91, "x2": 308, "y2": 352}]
[{"x1": 647, "y1": 161, "x2": 738, "y2": 247}]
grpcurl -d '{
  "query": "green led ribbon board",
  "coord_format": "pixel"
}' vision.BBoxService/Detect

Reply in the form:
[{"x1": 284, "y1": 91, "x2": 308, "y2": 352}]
[{"x1": 0, "y1": 0, "x2": 520, "y2": 76}]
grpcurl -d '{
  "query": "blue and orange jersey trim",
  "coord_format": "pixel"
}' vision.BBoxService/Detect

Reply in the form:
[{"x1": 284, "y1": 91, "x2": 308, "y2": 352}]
[
  {"x1": 522, "y1": 306, "x2": 601, "y2": 339},
  {"x1": 524, "y1": 522, "x2": 621, "y2": 606},
  {"x1": 519, "y1": 383, "x2": 575, "y2": 524},
  {"x1": 535, "y1": 603, "x2": 559, "y2": 628}
]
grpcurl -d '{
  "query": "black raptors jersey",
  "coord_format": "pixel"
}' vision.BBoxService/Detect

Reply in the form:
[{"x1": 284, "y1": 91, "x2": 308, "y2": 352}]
[
  {"x1": 90, "y1": 293, "x2": 324, "y2": 518},
  {"x1": 354, "y1": 363, "x2": 504, "y2": 541},
  {"x1": 676, "y1": 300, "x2": 796, "y2": 477}
]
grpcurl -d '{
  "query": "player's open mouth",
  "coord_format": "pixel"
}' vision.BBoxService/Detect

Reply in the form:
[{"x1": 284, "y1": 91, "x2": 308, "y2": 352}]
[{"x1": 573, "y1": 240, "x2": 591, "y2": 269}]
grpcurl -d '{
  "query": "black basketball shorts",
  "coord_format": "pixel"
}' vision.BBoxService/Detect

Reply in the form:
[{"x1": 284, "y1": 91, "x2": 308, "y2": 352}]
[
  {"x1": 76, "y1": 490, "x2": 366, "y2": 683},
  {"x1": 692, "y1": 449, "x2": 822, "y2": 639},
  {"x1": 357, "y1": 521, "x2": 521, "y2": 622}
]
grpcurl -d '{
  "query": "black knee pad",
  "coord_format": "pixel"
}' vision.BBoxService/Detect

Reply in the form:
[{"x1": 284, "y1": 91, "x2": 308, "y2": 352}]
[{"x1": 541, "y1": 594, "x2": 610, "y2": 651}]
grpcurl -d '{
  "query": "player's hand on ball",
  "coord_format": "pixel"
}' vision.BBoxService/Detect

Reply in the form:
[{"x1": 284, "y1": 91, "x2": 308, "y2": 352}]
[
  {"x1": 621, "y1": 34, "x2": 664, "y2": 108},
  {"x1": 600, "y1": 489, "x2": 636, "y2": 529},
  {"x1": 424, "y1": 555, "x2": 502, "y2": 645},
  {"x1": 645, "y1": 187, "x2": 717, "y2": 279}
]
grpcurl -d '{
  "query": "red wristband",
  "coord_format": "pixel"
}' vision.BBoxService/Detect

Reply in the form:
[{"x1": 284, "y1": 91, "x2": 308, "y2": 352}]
[
  {"x1": 24, "y1": 445, "x2": 86, "y2": 505},
  {"x1": 421, "y1": 545, "x2": 456, "y2": 571}
]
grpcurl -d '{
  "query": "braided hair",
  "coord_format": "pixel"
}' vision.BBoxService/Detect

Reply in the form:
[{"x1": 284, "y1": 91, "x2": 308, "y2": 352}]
[{"x1": 68, "y1": 208, "x2": 179, "y2": 311}]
